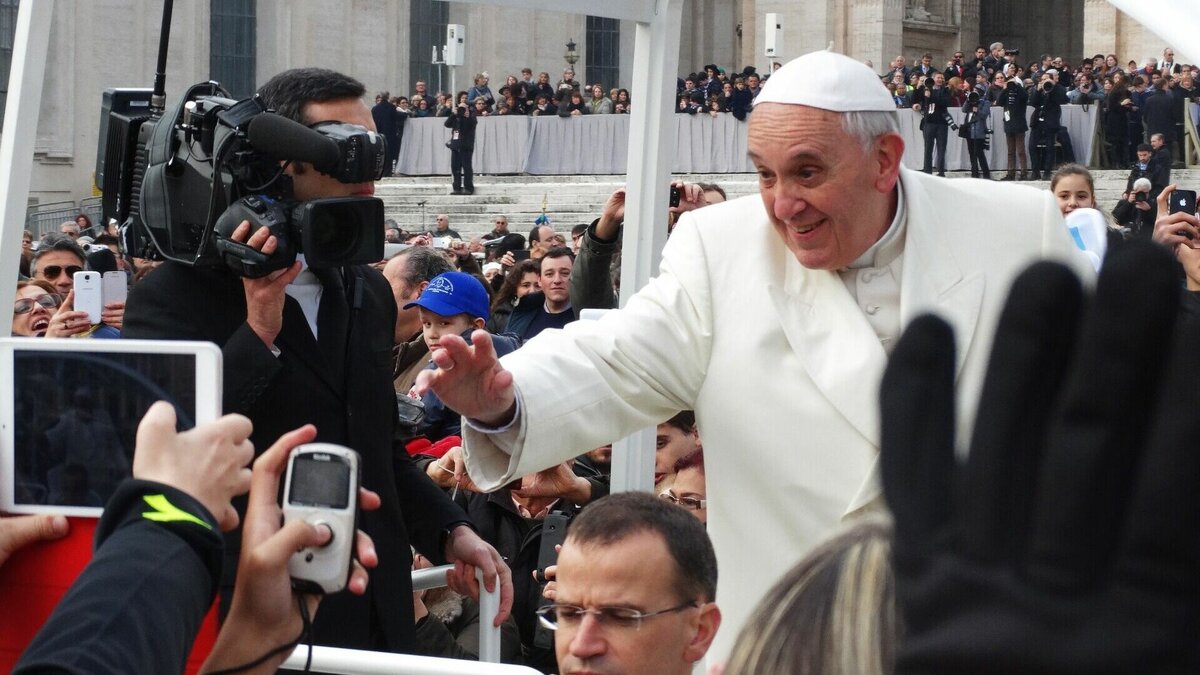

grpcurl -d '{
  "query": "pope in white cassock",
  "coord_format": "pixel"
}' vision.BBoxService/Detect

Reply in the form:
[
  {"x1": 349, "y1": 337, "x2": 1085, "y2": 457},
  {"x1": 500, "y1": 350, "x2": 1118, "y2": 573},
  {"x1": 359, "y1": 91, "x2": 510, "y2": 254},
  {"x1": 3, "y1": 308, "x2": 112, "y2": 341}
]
[{"x1": 417, "y1": 50, "x2": 1094, "y2": 663}]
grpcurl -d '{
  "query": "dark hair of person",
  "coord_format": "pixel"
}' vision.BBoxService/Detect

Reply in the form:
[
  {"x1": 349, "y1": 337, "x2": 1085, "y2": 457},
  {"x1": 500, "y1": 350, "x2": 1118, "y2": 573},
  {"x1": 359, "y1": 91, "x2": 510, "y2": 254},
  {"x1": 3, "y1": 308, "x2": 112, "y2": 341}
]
[
  {"x1": 527, "y1": 225, "x2": 543, "y2": 249},
  {"x1": 566, "y1": 491, "x2": 717, "y2": 603},
  {"x1": 75, "y1": 213, "x2": 94, "y2": 230},
  {"x1": 673, "y1": 448, "x2": 705, "y2": 474},
  {"x1": 1137, "y1": 143, "x2": 1153, "y2": 153},
  {"x1": 491, "y1": 259, "x2": 539, "y2": 313},
  {"x1": 539, "y1": 246, "x2": 575, "y2": 269},
  {"x1": 257, "y1": 67, "x2": 367, "y2": 124},
  {"x1": 93, "y1": 233, "x2": 119, "y2": 247},
  {"x1": 724, "y1": 517, "x2": 896, "y2": 675},
  {"x1": 30, "y1": 237, "x2": 86, "y2": 274},
  {"x1": 1050, "y1": 163, "x2": 1095, "y2": 195},
  {"x1": 571, "y1": 223, "x2": 589, "y2": 237},
  {"x1": 662, "y1": 410, "x2": 696, "y2": 434},
  {"x1": 394, "y1": 246, "x2": 454, "y2": 287},
  {"x1": 696, "y1": 182, "x2": 727, "y2": 200}
]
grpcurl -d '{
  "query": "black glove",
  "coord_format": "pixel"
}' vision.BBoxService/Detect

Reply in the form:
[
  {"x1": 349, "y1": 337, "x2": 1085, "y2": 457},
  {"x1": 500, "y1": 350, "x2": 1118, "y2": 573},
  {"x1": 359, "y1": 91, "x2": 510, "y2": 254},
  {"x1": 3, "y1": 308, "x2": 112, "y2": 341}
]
[{"x1": 881, "y1": 241, "x2": 1200, "y2": 675}]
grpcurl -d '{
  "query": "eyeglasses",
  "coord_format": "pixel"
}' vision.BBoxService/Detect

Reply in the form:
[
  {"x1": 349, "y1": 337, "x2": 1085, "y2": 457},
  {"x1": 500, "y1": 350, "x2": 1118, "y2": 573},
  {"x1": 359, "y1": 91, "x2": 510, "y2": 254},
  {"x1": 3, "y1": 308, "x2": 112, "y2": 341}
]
[
  {"x1": 63, "y1": 231, "x2": 79, "y2": 238},
  {"x1": 40, "y1": 265, "x2": 83, "y2": 280},
  {"x1": 535, "y1": 601, "x2": 698, "y2": 632},
  {"x1": 495, "y1": 221, "x2": 507, "y2": 225},
  {"x1": 659, "y1": 490, "x2": 707, "y2": 510},
  {"x1": 14, "y1": 294, "x2": 61, "y2": 314}
]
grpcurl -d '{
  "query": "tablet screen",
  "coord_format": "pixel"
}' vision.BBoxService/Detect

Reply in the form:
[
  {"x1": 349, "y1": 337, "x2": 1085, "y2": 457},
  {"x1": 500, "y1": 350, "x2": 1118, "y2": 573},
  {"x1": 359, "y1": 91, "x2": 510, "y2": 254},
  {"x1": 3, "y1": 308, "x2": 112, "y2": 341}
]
[{"x1": 12, "y1": 350, "x2": 197, "y2": 509}]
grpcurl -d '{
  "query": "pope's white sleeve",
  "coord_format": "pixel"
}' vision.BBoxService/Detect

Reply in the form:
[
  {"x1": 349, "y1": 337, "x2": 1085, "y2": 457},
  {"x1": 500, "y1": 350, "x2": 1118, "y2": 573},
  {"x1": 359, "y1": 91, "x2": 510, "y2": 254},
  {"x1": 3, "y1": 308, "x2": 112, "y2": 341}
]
[{"x1": 462, "y1": 214, "x2": 716, "y2": 490}]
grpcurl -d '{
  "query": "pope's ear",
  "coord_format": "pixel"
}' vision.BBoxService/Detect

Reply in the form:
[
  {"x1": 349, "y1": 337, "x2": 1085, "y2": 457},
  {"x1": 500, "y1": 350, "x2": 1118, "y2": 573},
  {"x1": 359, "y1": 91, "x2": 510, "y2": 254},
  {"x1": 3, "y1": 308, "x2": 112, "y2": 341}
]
[{"x1": 872, "y1": 132, "x2": 905, "y2": 193}]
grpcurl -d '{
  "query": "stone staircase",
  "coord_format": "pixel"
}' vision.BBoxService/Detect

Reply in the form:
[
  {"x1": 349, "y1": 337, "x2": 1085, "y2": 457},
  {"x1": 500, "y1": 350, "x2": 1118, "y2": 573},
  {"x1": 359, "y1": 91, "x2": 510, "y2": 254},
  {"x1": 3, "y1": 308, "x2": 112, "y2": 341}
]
[{"x1": 375, "y1": 169, "x2": 1200, "y2": 241}]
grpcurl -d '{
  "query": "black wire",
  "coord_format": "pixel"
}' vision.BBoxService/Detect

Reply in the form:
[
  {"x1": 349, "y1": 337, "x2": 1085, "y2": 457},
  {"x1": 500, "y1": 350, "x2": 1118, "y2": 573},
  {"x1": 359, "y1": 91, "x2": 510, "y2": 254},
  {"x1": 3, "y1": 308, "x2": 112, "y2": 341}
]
[{"x1": 203, "y1": 595, "x2": 313, "y2": 675}]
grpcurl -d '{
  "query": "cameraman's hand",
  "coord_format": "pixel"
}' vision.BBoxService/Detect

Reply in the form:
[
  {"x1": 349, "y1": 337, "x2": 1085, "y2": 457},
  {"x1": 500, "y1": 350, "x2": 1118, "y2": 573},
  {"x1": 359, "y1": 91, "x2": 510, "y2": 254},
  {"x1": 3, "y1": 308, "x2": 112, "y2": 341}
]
[
  {"x1": 1153, "y1": 185, "x2": 1200, "y2": 248},
  {"x1": 231, "y1": 219, "x2": 302, "y2": 350},
  {"x1": 45, "y1": 290, "x2": 91, "y2": 337},
  {"x1": 132, "y1": 401, "x2": 254, "y2": 532},
  {"x1": 670, "y1": 181, "x2": 707, "y2": 216},
  {"x1": 499, "y1": 251, "x2": 516, "y2": 268},
  {"x1": 201, "y1": 424, "x2": 380, "y2": 675}
]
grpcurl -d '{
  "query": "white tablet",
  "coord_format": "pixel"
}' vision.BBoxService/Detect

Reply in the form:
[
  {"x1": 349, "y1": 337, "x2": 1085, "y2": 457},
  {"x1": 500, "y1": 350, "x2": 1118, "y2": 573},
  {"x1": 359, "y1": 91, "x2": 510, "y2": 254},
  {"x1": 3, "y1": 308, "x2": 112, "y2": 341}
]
[{"x1": 0, "y1": 338, "x2": 222, "y2": 517}]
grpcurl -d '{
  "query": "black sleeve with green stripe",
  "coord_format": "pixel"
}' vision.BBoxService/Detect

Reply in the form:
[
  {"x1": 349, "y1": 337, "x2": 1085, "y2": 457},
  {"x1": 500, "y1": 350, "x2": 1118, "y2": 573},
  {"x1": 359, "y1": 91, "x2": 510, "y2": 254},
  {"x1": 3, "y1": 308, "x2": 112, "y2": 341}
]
[{"x1": 14, "y1": 480, "x2": 224, "y2": 675}]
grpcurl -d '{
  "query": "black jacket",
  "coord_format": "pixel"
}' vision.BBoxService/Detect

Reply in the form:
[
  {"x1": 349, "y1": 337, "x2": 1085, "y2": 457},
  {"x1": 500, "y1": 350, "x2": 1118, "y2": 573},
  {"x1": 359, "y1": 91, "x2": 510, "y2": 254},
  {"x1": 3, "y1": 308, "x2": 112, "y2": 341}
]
[
  {"x1": 444, "y1": 107, "x2": 478, "y2": 151},
  {"x1": 1000, "y1": 82, "x2": 1029, "y2": 133},
  {"x1": 1030, "y1": 83, "x2": 1068, "y2": 129},
  {"x1": 916, "y1": 86, "x2": 953, "y2": 125},
  {"x1": 1142, "y1": 89, "x2": 1176, "y2": 139},
  {"x1": 124, "y1": 262, "x2": 469, "y2": 652}
]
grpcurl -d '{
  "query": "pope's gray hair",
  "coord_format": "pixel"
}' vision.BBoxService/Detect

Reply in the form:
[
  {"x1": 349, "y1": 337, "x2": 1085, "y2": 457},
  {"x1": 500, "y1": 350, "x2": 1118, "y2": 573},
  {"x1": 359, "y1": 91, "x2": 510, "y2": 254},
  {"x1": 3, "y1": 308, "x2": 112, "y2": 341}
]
[{"x1": 841, "y1": 111, "x2": 901, "y2": 155}]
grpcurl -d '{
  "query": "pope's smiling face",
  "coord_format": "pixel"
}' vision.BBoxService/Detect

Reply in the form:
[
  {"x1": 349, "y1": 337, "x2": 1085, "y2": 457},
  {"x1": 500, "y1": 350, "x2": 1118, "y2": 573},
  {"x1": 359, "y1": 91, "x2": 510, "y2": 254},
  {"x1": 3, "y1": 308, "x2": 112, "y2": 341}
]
[{"x1": 748, "y1": 103, "x2": 903, "y2": 270}]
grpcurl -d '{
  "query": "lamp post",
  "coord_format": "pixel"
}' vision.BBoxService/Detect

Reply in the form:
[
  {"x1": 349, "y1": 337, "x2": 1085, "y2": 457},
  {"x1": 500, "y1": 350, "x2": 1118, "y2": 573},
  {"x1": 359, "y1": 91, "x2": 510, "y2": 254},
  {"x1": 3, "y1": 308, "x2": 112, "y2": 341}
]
[{"x1": 564, "y1": 38, "x2": 579, "y2": 68}]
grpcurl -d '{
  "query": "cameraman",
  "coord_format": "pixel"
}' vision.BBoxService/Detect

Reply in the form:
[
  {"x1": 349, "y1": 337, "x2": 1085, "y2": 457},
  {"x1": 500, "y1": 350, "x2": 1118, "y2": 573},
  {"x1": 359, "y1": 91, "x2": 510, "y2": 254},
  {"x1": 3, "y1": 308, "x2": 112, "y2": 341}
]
[
  {"x1": 124, "y1": 67, "x2": 511, "y2": 656},
  {"x1": 445, "y1": 95, "x2": 478, "y2": 196},
  {"x1": 912, "y1": 73, "x2": 953, "y2": 176},
  {"x1": 1028, "y1": 70, "x2": 1068, "y2": 180},
  {"x1": 1113, "y1": 177, "x2": 1155, "y2": 237},
  {"x1": 961, "y1": 86, "x2": 992, "y2": 179}
]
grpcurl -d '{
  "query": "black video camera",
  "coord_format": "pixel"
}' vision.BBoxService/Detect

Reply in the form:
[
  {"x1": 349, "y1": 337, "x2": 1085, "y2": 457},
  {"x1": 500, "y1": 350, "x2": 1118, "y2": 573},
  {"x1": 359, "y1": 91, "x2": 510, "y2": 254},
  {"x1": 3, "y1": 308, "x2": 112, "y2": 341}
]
[
  {"x1": 1042, "y1": 80, "x2": 1055, "y2": 92},
  {"x1": 97, "y1": 82, "x2": 387, "y2": 278},
  {"x1": 968, "y1": 91, "x2": 981, "y2": 104}
]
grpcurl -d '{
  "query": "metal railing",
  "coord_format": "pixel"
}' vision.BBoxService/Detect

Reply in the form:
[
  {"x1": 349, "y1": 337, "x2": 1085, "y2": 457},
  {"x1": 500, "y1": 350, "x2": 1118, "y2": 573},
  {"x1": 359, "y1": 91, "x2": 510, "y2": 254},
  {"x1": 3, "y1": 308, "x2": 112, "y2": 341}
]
[
  {"x1": 279, "y1": 566, "x2": 539, "y2": 674},
  {"x1": 25, "y1": 200, "x2": 79, "y2": 238}
]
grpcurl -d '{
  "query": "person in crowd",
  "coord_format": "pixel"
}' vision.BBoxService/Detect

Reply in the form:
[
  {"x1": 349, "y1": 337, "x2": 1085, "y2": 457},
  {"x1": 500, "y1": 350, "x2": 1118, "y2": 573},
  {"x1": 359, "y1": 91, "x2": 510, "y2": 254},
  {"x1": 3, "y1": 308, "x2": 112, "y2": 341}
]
[
  {"x1": 998, "y1": 68, "x2": 1030, "y2": 180},
  {"x1": 529, "y1": 93, "x2": 558, "y2": 117},
  {"x1": 412, "y1": 79, "x2": 436, "y2": 109},
  {"x1": 12, "y1": 279, "x2": 59, "y2": 337},
  {"x1": 1171, "y1": 70, "x2": 1197, "y2": 162},
  {"x1": 1028, "y1": 70, "x2": 1068, "y2": 179},
  {"x1": 1157, "y1": 46, "x2": 1177, "y2": 74},
  {"x1": 384, "y1": 221, "x2": 403, "y2": 243},
  {"x1": 372, "y1": 90, "x2": 402, "y2": 177},
  {"x1": 746, "y1": 72, "x2": 762, "y2": 98},
  {"x1": 1052, "y1": 163, "x2": 1129, "y2": 248},
  {"x1": 466, "y1": 72, "x2": 495, "y2": 114},
  {"x1": 1148, "y1": 132, "x2": 1172, "y2": 197},
  {"x1": 569, "y1": 223, "x2": 588, "y2": 256},
  {"x1": 961, "y1": 86, "x2": 992, "y2": 179},
  {"x1": 505, "y1": 246, "x2": 574, "y2": 341},
  {"x1": 385, "y1": 246, "x2": 455, "y2": 395},
  {"x1": 944, "y1": 50, "x2": 966, "y2": 81},
  {"x1": 654, "y1": 410, "x2": 701, "y2": 492},
  {"x1": 559, "y1": 90, "x2": 588, "y2": 117},
  {"x1": 1067, "y1": 72, "x2": 1104, "y2": 105},
  {"x1": 913, "y1": 73, "x2": 952, "y2": 176},
  {"x1": 615, "y1": 88, "x2": 631, "y2": 114},
  {"x1": 1113, "y1": 176, "x2": 1156, "y2": 237},
  {"x1": 555, "y1": 68, "x2": 579, "y2": 102},
  {"x1": 418, "y1": 50, "x2": 1090, "y2": 660},
  {"x1": 59, "y1": 220, "x2": 80, "y2": 239},
  {"x1": 723, "y1": 517, "x2": 894, "y2": 675},
  {"x1": 410, "y1": 549, "x2": 523, "y2": 664},
  {"x1": 965, "y1": 46, "x2": 988, "y2": 79},
  {"x1": 123, "y1": 66, "x2": 511, "y2": 656},
  {"x1": 587, "y1": 84, "x2": 613, "y2": 114},
  {"x1": 1105, "y1": 75, "x2": 1133, "y2": 168},
  {"x1": 1103, "y1": 53, "x2": 1123, "y2": 80},
  {"x1": 482, "y1": 262, "x2": 502, "y2": 285},
  {"x1": 662, "y1": 448, "x2": 707, "y2": 524},
  {"x1": 729, "y1": 77, "x2": 754, "y2": 120},
  {"x1": 885, "y1": 55, "x2": 910, "y2": 83},
  {"x1": 19, "y1": 228, "x2": 32, "y2": 277},
  {"x1": 532, "y1": 71, "x2": 555, "y2": 103},
  {"x1": 536, "y1": 492, "x2": 721, "y2": 675},
  {"x1": 407, "y1": 272, "x2": 520, "y2": 443},
  {"x1": 1127, "y1": 75, "x2": 1151, "y2": 159},
  {"x1": 429, "y1": 214, "x2": 462, "y2": 240},
  {"x1": 412, "y1": 97, "x2": 433, "y2": 118},
  {"x1": 486, "y1": 259, "x2": 539, "y2": 334},
  {"x1": 446, "y1": 93, "x2": 478, "y2": 196},
  {"x1": 527, "y1": 224, "x2": 561, "y2": 260},
  {"x1": 1141, "y1": 77, "x2": 1176, "y2": 161},
  {"x1": 30, "y1": 236, "x2": 125, "y2": 333},
  {"x1": 435, "y1": 93, "x2": 453, "y2": 117}
]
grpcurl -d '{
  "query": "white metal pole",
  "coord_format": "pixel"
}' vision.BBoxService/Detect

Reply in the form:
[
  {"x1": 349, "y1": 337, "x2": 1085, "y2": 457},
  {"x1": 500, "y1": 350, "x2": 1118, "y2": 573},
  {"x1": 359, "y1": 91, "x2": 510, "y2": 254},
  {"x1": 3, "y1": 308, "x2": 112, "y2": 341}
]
[
  {"x1": 609, "y1": 0, "x2": 684, "y2": 495},
  {"x1": 0, "y1": 0, "x2": 54, "y2": 336}
]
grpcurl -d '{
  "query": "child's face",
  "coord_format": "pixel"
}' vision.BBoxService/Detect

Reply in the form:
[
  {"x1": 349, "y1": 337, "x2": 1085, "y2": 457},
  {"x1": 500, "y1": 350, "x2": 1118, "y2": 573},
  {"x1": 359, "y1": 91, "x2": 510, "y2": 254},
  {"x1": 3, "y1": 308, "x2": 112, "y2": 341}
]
[{"x1": 419, "y1": 308, "x2": 477, "y2": 351}]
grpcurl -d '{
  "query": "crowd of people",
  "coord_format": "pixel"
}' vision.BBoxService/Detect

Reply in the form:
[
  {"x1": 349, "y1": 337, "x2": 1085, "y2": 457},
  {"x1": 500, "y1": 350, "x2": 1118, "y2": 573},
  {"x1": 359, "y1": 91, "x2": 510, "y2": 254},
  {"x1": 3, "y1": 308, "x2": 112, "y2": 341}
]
[
  {"x1": 884, "y1": 42, "x2": 1198, "y2": 178},
  {"x1": 4, "y1": 46, "x2": 1200, "y2": 675}
]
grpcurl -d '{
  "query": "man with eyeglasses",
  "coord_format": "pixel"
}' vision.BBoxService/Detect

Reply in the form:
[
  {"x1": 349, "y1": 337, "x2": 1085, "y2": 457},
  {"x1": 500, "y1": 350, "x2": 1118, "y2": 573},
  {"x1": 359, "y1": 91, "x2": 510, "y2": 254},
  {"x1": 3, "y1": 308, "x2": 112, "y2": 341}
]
[
  {"x1": 662, "y1": 448, "x2": 707, "y2": 524},
  {"x1": 59, "y1": 221, "x2": 80, "y2": 238},
  {"x1": 31, "y1": 237, "x2": 86, "y2": 297},
  {"x1": 537, "y1": 491, "x2": 720, "y2": 675}
]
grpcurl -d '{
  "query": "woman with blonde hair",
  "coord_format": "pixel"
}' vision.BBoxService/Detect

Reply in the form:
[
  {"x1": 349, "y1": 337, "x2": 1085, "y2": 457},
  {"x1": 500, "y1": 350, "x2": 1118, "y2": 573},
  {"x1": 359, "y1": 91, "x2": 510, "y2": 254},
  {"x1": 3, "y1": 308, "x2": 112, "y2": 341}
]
[{"x1": 724, "y1": 517, "x2": 897, "y2": 675}]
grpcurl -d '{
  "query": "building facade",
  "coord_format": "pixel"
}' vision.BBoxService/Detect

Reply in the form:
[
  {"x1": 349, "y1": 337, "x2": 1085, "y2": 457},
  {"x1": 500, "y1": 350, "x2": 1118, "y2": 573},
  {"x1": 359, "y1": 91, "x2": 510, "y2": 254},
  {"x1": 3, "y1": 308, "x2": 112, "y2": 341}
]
[{"x1": 6, "y1": 0, "x2": 1178, "y2": 205}]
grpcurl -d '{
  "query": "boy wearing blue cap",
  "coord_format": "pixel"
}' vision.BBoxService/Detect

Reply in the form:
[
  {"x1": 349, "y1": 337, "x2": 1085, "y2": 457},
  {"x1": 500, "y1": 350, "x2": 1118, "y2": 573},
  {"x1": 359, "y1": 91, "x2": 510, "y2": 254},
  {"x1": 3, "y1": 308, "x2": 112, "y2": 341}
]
[{"x1": 404, "y1": 272, "x2": 519, "y2": 441}]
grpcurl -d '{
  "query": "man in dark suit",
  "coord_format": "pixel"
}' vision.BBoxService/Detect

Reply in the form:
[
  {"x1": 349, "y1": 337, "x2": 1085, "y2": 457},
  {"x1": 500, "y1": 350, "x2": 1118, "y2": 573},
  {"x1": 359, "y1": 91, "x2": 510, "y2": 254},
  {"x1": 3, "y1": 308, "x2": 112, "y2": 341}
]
[
  {"x1": 371, "y1": 91, "x2": 401, "y2": 177},
  {"x1": 124, "y1": 67, "x2": 511, "y2": 654}
]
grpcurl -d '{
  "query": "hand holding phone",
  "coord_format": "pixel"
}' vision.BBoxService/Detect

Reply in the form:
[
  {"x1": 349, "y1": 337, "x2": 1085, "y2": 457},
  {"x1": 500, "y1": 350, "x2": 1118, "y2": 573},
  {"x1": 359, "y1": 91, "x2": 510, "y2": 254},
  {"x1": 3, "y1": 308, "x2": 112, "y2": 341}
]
[{"x1": 72, "y1": 271, "x2": 103, "y2": 324}]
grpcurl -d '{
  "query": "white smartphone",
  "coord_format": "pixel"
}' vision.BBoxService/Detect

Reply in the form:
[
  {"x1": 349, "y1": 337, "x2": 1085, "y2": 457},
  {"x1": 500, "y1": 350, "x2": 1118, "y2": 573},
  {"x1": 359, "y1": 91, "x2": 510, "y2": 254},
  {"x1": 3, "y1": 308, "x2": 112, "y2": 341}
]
[
  {"x1": 102, "y1": 271, "x2": 128, "y2": 307},
  {"x1": 73, "y1": 271, "x2": 103, "y2": 324},
  {"x1": 283, "y1": 443, "x2": 360, "y2": 594},
  {"x1": 0, "y1": 338, "x2": 222, "y2": 517}
]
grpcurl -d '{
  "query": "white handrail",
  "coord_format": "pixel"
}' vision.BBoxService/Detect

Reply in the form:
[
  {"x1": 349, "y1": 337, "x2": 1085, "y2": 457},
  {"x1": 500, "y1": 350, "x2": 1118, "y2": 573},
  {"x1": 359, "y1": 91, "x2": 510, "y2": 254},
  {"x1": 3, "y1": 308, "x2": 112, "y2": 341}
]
[{"x1": 281, "y1": 566, "x2": 513, "y2": 671}]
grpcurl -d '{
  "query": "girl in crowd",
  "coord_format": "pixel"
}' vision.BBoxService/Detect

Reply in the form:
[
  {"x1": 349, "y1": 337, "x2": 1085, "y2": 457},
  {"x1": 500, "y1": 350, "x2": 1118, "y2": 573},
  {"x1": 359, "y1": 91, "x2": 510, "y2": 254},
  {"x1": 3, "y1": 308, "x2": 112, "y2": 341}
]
[
  {"x1": 487, "y1": 259, "x2": 539, "y2": 334},
  {"x1": 1052, "y1": 164, "x2": 1129, "y2": 249}
]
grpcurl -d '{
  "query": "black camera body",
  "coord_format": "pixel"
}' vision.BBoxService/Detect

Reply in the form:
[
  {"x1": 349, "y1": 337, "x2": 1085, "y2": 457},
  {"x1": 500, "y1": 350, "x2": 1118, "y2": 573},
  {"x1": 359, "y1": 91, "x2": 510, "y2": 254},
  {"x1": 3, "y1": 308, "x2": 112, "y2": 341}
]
[
  {"x1": 99, "y1": 81, "x2": 386, "y2": 276},
  {"x1": 1042, "y1": 80, "x2": 1056, "y2": 93},
  {"x1": 1005, "y1": 49, "x2": 1020, "y2": 57}
]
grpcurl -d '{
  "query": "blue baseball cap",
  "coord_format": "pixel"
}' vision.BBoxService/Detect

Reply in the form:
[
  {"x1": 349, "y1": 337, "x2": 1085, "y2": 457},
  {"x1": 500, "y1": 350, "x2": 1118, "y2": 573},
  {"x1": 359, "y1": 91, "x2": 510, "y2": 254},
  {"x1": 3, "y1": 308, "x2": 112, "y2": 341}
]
[{"x1": 403, "y1": 271, "x2": 490, "y2": 321}]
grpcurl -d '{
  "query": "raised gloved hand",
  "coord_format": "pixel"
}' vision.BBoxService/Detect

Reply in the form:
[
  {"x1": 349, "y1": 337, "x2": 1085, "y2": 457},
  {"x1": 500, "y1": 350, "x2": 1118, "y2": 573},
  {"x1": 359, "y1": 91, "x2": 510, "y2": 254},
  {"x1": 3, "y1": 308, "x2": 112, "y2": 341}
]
[{"x1": 881, "y1": 241, "x2": 1200, "y2": 674}]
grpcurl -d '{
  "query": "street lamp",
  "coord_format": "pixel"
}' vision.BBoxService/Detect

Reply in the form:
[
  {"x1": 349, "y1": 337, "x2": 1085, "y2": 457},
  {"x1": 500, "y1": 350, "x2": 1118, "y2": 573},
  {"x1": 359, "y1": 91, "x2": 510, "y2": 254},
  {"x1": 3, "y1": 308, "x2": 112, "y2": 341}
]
[{"x1": 564, "y1": 38, "x2": 579, "y2": 67}]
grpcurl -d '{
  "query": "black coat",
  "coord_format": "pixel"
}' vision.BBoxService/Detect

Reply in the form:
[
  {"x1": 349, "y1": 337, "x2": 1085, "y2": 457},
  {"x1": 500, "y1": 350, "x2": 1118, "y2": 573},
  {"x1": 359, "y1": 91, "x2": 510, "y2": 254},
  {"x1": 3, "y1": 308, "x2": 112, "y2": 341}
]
[
  {"x1": 444, "y1": 107, "x2": 478, "y2": 151},
  {"x1": 1000, "y1": 82, "x2": 1029, "y2": 133},
  {"x1": 1142, "y1": 89, "x2": 1176, "y2": 139},
  {"x1": 372, "y1": 101, "x2": 401, "y2": 144},
  {"x1": 916, "y1": 86, "x2": 953, "y2": 125},
  {"x1": 124, "y1": 261, "x2": 468, "y2": 652},
  {"x1": 1030, "y1": 83, "x2": 1068, "y2": 129}
]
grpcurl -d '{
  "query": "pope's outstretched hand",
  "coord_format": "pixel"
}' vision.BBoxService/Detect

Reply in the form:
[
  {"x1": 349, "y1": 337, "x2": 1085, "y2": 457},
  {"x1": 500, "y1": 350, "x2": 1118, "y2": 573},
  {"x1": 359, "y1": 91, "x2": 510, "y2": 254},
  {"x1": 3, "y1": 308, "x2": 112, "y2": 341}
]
[{"x1": 415, "y1": 331, "x2": 517, "y2": 427}]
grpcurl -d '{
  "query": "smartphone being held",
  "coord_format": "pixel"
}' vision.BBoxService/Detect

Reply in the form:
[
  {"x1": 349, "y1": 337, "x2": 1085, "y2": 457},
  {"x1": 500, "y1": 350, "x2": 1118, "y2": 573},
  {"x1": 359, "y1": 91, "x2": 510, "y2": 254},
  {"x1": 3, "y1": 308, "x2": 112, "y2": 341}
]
[
  {"x1": 72, "y1": 271, "x2": 103, "y2": 325},
  {"x1": 102, "y1": 271, "x2": 127, "y2": 308},
  {"x1": 1168, "y1": 189, "x2": 1197, "y2": 217}
]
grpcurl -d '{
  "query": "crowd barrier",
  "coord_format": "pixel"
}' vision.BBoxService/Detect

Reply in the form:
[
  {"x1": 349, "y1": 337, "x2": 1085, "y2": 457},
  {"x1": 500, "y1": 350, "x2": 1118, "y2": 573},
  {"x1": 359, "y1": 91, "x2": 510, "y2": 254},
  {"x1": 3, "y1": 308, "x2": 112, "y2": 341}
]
[
  {"x1": 393, "y1": 105, "x2": 1100, "y2": 176},
  {"x1": 279, "y1": 566, "x2": 539, "y2": 674}
]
